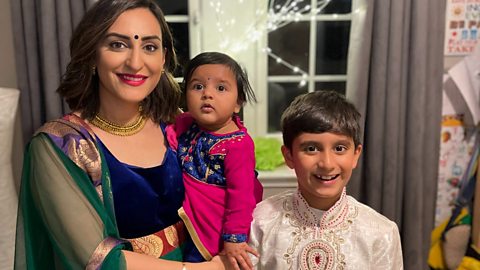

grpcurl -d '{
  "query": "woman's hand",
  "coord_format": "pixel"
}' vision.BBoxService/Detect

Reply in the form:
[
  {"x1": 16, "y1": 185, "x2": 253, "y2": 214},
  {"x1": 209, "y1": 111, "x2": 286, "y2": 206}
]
[
  {"x1": 210, "y1": 255, "x2": 228, "y2": 270},
  {"x1": 212, "y1": 252, "x2": 256, "y2": 270}
]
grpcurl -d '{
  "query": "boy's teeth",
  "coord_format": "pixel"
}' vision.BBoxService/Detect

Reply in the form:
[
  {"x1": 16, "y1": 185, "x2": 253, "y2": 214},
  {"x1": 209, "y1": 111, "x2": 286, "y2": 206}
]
[{"x1": 317, "y1": 174, "x2": 338, "y2": 181}]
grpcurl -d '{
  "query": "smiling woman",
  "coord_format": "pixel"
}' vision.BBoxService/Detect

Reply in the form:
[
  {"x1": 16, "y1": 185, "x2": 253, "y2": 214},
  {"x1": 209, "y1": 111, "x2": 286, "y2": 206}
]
[
  {"x1": 93, "y1": 8, "x2": 166, "y2": 134},
  {"x1": 14, "y1": 0, "x2": 231, "y2": 270}
]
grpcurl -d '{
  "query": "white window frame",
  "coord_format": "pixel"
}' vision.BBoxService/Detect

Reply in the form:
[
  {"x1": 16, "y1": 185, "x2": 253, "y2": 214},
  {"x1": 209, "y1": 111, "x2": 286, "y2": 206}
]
[
  {"x1": 172, "y1": 0, "x2": 362, "y2": 191},
  {"x1": 187, "y1": 0, "x2": 355, "y2": 138},
  {"x1": 264, "y1": 2, "x2": 352, "y2": 138}
]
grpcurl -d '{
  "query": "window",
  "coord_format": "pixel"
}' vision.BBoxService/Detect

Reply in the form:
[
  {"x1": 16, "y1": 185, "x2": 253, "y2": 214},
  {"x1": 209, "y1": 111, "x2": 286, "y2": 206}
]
[
  {"x1": 154, "y1": 0, "x2": 354, "y2": 137},
  {"x1": 265, "y1": 0, "x2": 352, "y2": 133}
]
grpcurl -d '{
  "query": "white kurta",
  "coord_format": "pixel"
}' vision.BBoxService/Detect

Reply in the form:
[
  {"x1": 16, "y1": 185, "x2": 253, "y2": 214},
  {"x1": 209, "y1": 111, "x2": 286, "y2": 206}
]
[{"x1": 249, "y1": 189, "x2": 403, "y2": 270}]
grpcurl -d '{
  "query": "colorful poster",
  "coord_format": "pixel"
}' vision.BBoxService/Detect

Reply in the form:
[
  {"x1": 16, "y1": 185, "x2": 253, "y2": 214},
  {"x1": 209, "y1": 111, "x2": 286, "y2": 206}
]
[{"x1": 444, "y1": 0, "x2": 480, "y2": 55}]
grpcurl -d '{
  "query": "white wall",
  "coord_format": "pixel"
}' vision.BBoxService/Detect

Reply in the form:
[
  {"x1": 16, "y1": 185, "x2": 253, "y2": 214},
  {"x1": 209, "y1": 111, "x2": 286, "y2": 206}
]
[
  {"x1": 0, "y1": 3, "x2": 20, "y2": 269},
  {"x1": 0, "y1": 0, "x2": 22, "y2": 190},
  {"x1": 0, "y1": 0, "x2": 17, "y2": 89},
  {"x1": 444, "y1": 55, "x2": 463, "y2": 70}
]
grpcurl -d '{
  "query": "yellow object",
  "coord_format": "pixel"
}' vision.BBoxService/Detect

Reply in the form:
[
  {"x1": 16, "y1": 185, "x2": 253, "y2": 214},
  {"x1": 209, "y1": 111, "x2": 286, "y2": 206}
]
[
  {"x1": 428, "y1": 217, "x2": 450, "y2": 269},
  {"x1": 442, "y1": 115, "x2": 463, "y2": 127},
  {"x1": 472, "y1": 156, "x2": 480, "y2": 249},
  {"x1": 90, "y1": 114, "x2": 146, "y2": 136},
  {"x1": 457, "y1": 252, "x2": 480, "y2": 270},
  {"x1": 428, "y1": 208, "x2": 475, "y2": 269}
]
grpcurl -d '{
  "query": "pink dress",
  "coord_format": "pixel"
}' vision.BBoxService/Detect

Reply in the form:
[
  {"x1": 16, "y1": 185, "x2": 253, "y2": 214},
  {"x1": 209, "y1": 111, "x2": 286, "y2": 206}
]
[{"x1": 166, "y1": 113, "x2": 263, "y2": 261}]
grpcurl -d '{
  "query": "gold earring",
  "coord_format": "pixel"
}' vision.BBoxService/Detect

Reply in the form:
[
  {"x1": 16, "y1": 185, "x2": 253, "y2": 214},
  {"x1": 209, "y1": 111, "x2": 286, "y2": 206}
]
[{"x1": 92, "y1": 66, "x2": 96, "y2": 76}]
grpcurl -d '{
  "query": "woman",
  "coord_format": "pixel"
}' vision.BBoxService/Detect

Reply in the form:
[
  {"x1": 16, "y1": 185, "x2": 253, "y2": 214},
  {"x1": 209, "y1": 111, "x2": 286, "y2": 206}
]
[{"x1": 14, "y1": 0, "x2": 235, "y2": 269}]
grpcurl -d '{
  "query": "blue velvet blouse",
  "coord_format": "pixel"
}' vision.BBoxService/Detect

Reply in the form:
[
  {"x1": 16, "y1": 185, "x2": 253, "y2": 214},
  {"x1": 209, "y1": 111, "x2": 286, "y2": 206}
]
[{"x1": 97, "y1": 123, "x2": 184, "y2": 239}]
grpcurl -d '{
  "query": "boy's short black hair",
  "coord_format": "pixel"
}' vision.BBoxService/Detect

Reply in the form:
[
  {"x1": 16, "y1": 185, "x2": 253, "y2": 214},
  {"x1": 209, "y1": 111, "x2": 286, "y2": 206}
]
[{"x1": 281, "y1": 90, "x2": 362, "y2": 149}]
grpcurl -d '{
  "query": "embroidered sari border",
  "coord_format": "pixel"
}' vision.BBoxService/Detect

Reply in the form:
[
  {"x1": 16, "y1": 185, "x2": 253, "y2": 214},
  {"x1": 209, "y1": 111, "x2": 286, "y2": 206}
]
[{"x1": 86, "y1": 237, "x2": 128, "y2": 270}]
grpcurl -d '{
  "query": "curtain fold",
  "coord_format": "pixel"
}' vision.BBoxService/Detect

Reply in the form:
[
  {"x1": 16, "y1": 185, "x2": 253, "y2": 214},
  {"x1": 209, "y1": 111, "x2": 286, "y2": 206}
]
[
  {"x1": 10, "y1": 0, "x2": 93, "y2": 143},
  {"x1": 347, "y1": 0, "x2": 446, "y2": 269}
]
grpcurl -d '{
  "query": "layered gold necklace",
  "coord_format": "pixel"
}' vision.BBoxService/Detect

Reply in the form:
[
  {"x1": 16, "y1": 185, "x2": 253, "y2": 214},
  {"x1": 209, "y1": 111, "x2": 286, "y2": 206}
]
[{"x1": 90, "y1": 113, "x2": 147, "y2": 136}]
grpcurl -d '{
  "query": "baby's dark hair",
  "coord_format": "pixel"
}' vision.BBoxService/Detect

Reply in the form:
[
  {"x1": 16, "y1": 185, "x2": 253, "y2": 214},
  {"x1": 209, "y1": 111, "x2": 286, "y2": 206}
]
[
  {"x1": 182, "y1": 52, "x2": 257, "y2": 106},
  {"x1": 281, "y1": 90, "x2": 362, "y2": 149}
]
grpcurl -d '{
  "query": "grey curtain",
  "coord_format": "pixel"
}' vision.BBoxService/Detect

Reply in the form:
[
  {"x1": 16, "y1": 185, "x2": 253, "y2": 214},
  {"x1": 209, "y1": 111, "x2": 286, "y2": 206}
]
[
  {"x1": 347, "y1": 0, "x2": 446, "y2": 269},
  {"x1": 10, "y1": 0, "x2": 96, "y2": 143}
]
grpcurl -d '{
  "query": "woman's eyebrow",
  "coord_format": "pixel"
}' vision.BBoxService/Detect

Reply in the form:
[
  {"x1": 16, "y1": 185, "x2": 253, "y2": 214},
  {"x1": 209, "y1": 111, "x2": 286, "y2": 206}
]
[
  {"x1": 141, "y1": 35, "x2": 162, "y2": 42},
  {"x1": 104, "y1": 32, "x2": 129, "y2": 40},
  {"x1": 104, "y1": 33, "x2": 161, "y2": 42}
]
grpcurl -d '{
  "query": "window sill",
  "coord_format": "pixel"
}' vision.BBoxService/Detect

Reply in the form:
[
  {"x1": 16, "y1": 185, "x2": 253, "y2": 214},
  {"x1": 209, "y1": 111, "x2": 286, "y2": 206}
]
[
  {"x1": 257, "y1": 164, "x2": 297, "y2": 190},
  {"x1": 258, "y1": 165, "x2": 295, "y2": 180}
]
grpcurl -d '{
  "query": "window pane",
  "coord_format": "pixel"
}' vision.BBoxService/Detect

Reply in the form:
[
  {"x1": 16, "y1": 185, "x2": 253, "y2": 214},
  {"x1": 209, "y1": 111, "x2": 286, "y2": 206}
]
[
  {"x1": 320, "y1": 0, "x2": 352, "y2": 14},
  {"x1": 268, "y1": 0, "x2": 351, "y2": 15},
  {"x1": 168, "y1": 23, "x2": 190, "y2": 77},
  {"x1": 315, "y1": 21, "x2": 350, "y2": 74},
  {"x1": 268, "y1": 0, "x2": 310, "y2": 12},
  {"x1": 155, "y1": 0, "x2": 188, "y2": 15},
  {"x1": 314, "y1": 81, "x2": 346, "y2": 95},
  {"x1": 268, "y1": 82, "x2": 308, "y2": 132},
  {"x1": 268, "y1": 22, "x2": 310, "y2": 76}
]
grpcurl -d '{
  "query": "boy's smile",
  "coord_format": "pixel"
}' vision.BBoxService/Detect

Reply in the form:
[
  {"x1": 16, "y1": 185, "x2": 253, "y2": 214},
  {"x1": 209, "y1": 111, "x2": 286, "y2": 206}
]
[{"x1": 282, "y1": 132, "x2": 362, "y2": 210}]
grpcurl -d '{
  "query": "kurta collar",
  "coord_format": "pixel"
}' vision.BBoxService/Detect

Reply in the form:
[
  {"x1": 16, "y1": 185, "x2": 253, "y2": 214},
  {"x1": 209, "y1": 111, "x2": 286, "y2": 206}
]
[{"x1": 293, "y1": 188, "x2": 349, "y2": 229}]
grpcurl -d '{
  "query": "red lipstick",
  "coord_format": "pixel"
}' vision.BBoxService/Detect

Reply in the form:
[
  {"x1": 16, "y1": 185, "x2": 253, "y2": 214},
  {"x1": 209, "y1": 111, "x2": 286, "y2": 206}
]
[{"x1": 117, "y1": 73, "x2": 147, "y2": 86}]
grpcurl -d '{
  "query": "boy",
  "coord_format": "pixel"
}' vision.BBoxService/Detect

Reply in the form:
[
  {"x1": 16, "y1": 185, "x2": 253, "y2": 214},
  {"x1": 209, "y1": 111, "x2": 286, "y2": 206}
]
[{"x1": 249, "y1": 90, "x2": 403, "y2": 269}]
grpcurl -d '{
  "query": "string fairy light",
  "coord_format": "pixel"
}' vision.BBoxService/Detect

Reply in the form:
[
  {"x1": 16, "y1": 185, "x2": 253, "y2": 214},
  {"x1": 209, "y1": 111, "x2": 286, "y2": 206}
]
[
  {"x1": 265, "y1": 49, "x2": 309, "y2": 86},
  {"x1": 266, "y1": 0, "x2": 331, "y2": 32},
  {"x1": 209, "y1": 0, "x2": 357, "y2": 86}
]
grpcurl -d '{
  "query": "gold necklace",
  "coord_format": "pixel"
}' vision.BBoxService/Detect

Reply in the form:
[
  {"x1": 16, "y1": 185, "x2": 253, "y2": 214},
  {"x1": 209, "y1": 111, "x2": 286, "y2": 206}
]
[{"x1": 90, "y1": 114, "x2": 147, "y2": 136}]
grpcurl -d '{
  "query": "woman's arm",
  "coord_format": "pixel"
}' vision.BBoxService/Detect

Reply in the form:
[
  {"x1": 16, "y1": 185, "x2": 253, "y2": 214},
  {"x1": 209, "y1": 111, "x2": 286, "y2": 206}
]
[
  {"x1": 124, "y1": 251, "x2": 225, "y2": 270},
  {"x1": 18, "y1": 134, "x2": 229, "y2": 270},
  {"x1": 16, "y1": 135, "x2": 127, "y2": 269}
]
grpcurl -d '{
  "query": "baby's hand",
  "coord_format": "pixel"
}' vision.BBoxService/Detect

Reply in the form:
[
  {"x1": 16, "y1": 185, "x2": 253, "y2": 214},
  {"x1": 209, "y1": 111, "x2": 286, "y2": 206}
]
[{"x1": 220, "y1": 241, "x2": 258, "y2": 270}]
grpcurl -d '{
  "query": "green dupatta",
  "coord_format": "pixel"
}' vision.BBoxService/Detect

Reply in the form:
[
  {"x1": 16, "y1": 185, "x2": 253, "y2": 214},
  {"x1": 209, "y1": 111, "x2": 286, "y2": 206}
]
[{"x1": 15, "y1": 131, "x2": 131, "y2": 269}]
